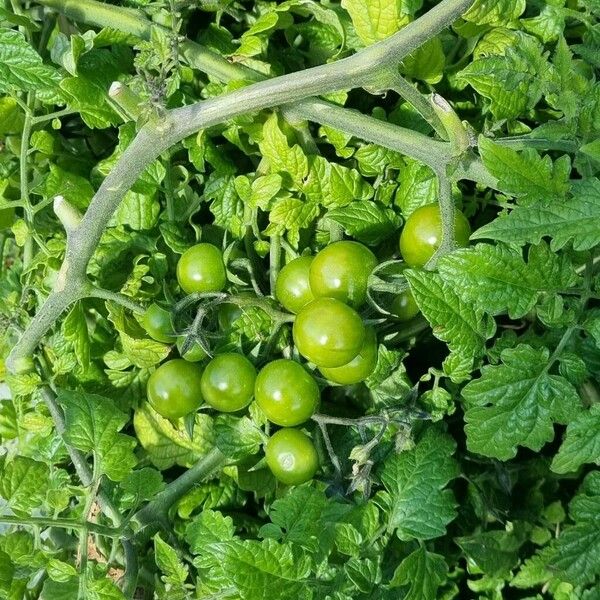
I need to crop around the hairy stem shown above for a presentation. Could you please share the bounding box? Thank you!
[131,447,225,540]
[10,0,481,370]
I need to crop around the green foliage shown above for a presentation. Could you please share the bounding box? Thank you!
[2,0,600,598]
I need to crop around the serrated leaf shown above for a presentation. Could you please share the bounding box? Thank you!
[304,156,373,208]
[463,345,581,460]
[457,34,546,119]
[478,137,571,203]
[214,415,262,460]
[133,405,215,469]
[437,242,578,319]
[455,528,526,577]
[472,178,600,251]
[120,467,165,508]
[550,472,600,585]
[0,27,60,96]
[405,270,495,380]
[341,0,409,46]
[552,405,600,474]
[186,510,235,552]
[0,456,49,512]
[378,428,458,540]
[327,200,400,245]
[63,302,90,370]
[395,159,437,217]
[259,114,308,189]
[154,534,188,586]
[196,539,312,600]
[463,0,526,26]
[390,546,448,599]
[58,389,137,481]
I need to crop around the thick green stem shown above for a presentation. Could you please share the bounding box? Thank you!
[0,515,121,537]
[131,447,225,540]
[10,0,480,371]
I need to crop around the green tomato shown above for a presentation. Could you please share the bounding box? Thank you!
[147,359,203,420]
[255,359,319,426]
[200,353,256,412]
[309,241,377,307]
[399,203,471,268]
[265,428,319,485]
[319,327,377,385]
[142,303,176,344]
[176,336,208,362]
[0,208,15,230]
[275,255,315,314]
[391,289,420,321]
[177,243,227,295]
[293,298,365,368]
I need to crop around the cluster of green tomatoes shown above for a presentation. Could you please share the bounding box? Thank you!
[141,203,471,485]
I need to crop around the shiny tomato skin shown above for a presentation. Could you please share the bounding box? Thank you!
[177,243,227,295]
[293,298,365,368]
[309,241,377,308]
[265,428,319,485]
[200,353,256,412]
[391,289,420,321]
[399,203,471,268]
[147,359,203,420]
[255,359,319,426]
[275,255,315,314]
[142,303,176,344]
[319,327,377,385]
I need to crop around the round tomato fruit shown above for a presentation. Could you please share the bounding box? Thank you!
[275,255,315,314]
[147,359,203,420]
[177,243,227,295]
[201,353,256,412]
[293,298,365,368]
[391,289,419,321]
[255,359,319,426]
[399,203,471,268]
[319,327,377,385]
[309,241,377,307]
[265,428,319,485]
[142,303,175,344]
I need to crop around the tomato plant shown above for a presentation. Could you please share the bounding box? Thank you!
[3,0,600,597]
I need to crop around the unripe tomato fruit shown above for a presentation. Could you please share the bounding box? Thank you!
[319,327,378,385]
[255,359,319,426]
[177,243,227,295]
[265,428,319,485]
[275,255,315,314]
[142,303,176,344]
[391,289,420,321]
[399,203,471,268]
[201,353,256,412]
[147,359,203,420]
[293,298,365,367]
[309,241,377,308]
